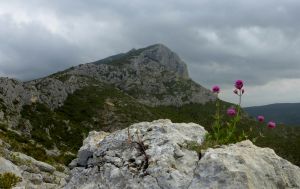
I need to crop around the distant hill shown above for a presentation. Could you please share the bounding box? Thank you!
[245,103,300,126]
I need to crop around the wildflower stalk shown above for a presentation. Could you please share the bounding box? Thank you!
[210,80,245,144]
[210,85,221,143]
[229,91,242,140]
[212,97,221,142]
[206,80,275,148]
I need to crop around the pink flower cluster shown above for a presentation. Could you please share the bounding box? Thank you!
[211,80,245,95]
[211,80,277,129]
[257,115,276,129]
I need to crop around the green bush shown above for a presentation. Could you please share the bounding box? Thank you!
[0,172,22,189]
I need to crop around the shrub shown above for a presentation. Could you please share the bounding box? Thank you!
[0,172,22,189]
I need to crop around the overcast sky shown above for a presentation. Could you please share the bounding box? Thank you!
[0,0,300,107]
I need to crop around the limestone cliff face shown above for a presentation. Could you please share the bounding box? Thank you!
[0,77,30,127]
[67,44,215,106]
[66,120,300,189]
[0,76,94,127]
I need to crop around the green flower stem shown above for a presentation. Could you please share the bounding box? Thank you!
[226,92,242,142]
[207,87,245,146]
[215,97,221,141]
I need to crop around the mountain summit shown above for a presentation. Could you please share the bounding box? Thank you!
[94,44,189,79]
[130,44,189,78]
[59,44,215,107]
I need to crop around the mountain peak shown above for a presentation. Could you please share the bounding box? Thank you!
[48,44,214,107]
[93,44,189,79]
[133,44,189,78]
[144,43,169,49]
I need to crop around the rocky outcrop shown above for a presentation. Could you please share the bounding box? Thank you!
[189,140,300,189]
[0,157,22,178]
[66,120,300,189]
[69,131,110,168]
[0,146,68,189]
[0,78,28,127]
[25,75,95,109]
[0,75,98,128]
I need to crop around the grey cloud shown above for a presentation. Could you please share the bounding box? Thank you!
[0,15,81,79]
[0,0,300,105]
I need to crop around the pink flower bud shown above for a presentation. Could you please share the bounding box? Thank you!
[212,85,220,93]
[227,107,236,117]
[235,80,244,90]
[267,121,276,129]
[257,115,264,122]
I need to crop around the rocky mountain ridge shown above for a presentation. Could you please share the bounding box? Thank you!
[55,44,213,107]
[0,44,214,127]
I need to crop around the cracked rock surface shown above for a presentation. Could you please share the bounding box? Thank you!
[66,119,206,189]
[65,120,300,189]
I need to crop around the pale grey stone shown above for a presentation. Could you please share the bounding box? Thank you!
[22,172,43,185]
[65,119,206,189]
[65,120,300,189]
[188,140,300,189]
[0,157,22,177]
[12,152,56,173]
[76,131,110,167]
[0,152,67,188]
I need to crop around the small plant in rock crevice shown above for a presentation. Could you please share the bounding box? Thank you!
[127,128,149,174]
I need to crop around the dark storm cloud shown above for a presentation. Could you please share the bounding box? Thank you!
[0,0,300,105]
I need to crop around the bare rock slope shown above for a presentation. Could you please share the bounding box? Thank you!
[68,44,214,106]
[66,120,300,189]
